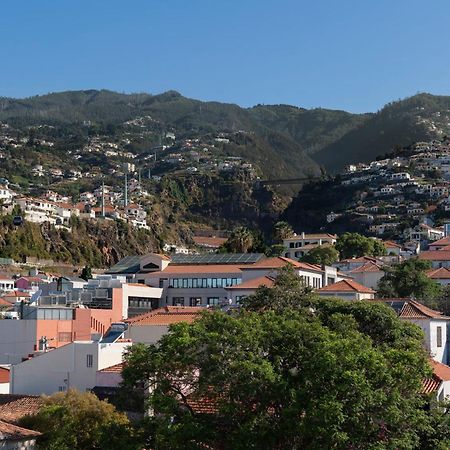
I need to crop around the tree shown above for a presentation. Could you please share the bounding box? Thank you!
[300,245,339,265]
[121,304,431,450]
[19,390,139,450]
[272,221,294,243]
[335,232,387,259]
[377,258,442,305]
[80,265,92,281]
[222,227,254,253]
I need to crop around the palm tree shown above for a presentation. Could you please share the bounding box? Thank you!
[272,221,294,243]
[226,227,254,253]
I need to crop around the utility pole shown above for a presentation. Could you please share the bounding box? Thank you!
[124,171,128,207]
[101,181,105,217]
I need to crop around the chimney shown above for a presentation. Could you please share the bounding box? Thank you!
[301,232,305,239]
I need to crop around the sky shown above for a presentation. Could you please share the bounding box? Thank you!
[1,0,450,113]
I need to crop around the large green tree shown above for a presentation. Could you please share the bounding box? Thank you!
[300,245,339,265]
[19,390,139,450]
[335,232,387,259]
[121,296,432,448]
[377,258,442,305]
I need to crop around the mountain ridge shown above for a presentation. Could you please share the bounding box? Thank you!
[2,90,450,174]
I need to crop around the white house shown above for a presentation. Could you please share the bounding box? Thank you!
[381,299,449,364]
[283,233,337,260]
[10,340,130,396]
[0,275,14,293]
[347,262,384,290]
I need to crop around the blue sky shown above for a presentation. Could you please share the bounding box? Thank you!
[1,0,450,112]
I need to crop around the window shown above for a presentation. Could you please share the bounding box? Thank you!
[86,354,93,368]
[207,297,220,306]
[188,278,193,288]
[58,386,66,392]
[190,297,202,306]
[437,326,443,348]
[289,243,294,248]
[182,278,188,288]
[172,297,185,306]
[211,278,217,288]
[192,278,198,288]
[172,278,179,288]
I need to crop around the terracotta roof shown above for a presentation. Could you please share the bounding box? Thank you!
[147,264,243,275]
[192,236,228,248]
[384,240,402,249]
[419,251,450,261]
[126,306,204,326]
[0,420,41,441]
[429,236,450,247]
[317,279,375,294]
[431,360,450,381]
[348,262,383,273]
[379,299,450,320]
[226,276,275,290]
[426,267,450,279]
[422,360,450,394]
[99,362,124,373]
[0,395,43,424]
[0,298,11,306]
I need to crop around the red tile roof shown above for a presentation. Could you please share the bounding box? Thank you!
[348,262,383,273]
[99,362,124,373]
[0,420,41,440]
[126,306,204,326]
[226,276,275,290]
[0,395,43,424]
[384,240,402,249]
[431,360,450,381]
[429,236,450,248]
[422,360,450,394]
[378,299,449,320]
[419,251,450,261]
[317,279,375,294]
[426,267,450,280]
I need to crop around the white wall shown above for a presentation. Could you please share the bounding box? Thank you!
[10,341,129,395]
[407,319,447,364]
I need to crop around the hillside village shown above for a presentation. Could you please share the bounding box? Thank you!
[4,95,450,448]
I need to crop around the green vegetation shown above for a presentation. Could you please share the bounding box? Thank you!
[300,245,339,265]
[19,390,138,450]
[0,214,159,267]
[377,258,442,305]
[335,232,387,259]
[120,268,447,449]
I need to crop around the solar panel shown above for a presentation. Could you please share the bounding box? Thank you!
[171,253,264,265]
